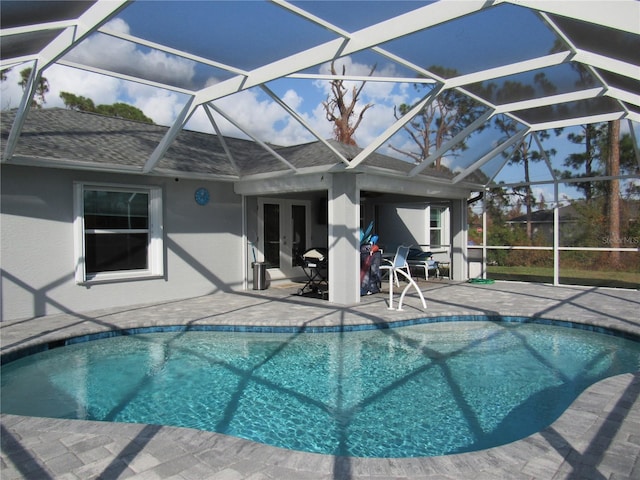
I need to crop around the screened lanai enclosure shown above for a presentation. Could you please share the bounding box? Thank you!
[1,0,639,306]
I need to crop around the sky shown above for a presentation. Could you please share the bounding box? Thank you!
[0,33,408,147]
[1,0,637,211]
[0,14,422,154]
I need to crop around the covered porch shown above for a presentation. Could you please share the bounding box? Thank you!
[238,168,470,305]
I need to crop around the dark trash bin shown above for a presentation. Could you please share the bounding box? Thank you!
[252,262,267,290]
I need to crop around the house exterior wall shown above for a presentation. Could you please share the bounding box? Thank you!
[450,198,469,281]
[1,165,244,322]
[376,203,429,250]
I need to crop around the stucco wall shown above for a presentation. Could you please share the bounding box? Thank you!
[1,165,244,321]
[376,203,429,251]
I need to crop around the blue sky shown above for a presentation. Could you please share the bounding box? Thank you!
[1,0,636,209]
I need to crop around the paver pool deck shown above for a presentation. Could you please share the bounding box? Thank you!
[1,281,639,479]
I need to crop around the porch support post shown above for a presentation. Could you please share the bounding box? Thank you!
[328,172,360,305]
[450,198,468,281]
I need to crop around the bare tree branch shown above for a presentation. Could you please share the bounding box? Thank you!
[322,60,376,146]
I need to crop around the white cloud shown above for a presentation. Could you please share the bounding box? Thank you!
[219,89,289,140]
[103,17,130,35]
[531,186,554,207]
[0,63,122,110]
[1,17,196,123]
[64,19,197,90]
[0,62,194,133]
[314,57,417,108]
[305,102,334,140]
[316,57,384,94]
[184,90,283,141]
[185,88,325,146]
[48,65,122,107]
[132,87,188,126]
[1,66,30,110]
[1,29,418,152]
[281,89,303,111]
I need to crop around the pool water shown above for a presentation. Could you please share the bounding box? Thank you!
[2,321,639,457]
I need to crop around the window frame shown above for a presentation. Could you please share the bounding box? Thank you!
[73,182,163,284]
[429,205,450,248]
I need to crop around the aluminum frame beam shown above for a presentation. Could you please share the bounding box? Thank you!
[506,0,640,34]
[452,129,529,184]
[205,102,299,174]
[409,109,495,177]
[1,0,638,186]
[192,0,499,106]
[347,85,445,169]
[1,0,129,162]
[260,85,351,166]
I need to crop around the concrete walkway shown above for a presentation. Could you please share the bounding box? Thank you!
[2,281,639,479]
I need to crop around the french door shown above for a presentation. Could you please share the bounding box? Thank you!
[258,198,310,279]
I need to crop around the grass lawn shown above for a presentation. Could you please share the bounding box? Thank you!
[487,266,639,289]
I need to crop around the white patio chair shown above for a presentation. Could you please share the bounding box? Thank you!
[380,246,426,311]
[379,245,412,287]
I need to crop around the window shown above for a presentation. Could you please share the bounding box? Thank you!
[74,183,163,283]
[429,206,449,247]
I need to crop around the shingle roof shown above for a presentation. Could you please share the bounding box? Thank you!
[2,109,241,174]
[1,108,424,180]
[507,204,578,224]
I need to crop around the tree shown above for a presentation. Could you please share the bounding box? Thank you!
[59,92,96,112]
[619,133,640,199]
[489,75,559,242]
[482,185,528,265]
[95,103,153,123]
[389,66,485,167]
[605,119,621,265]
[60,92,154,124]
[18,68,49,108]
[538,192,547,211]
[561,123,637,262]
[322,60,375,146]
[560,124,605,203]
[599,128,639,199]
[494,119,553,242]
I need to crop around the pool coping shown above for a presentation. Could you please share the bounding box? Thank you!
[3,314,640,366]
[2,282,639,479]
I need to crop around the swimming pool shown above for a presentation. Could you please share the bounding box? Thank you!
[2,317,639,458]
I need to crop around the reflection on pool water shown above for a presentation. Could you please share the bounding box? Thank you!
[2,320,639,457]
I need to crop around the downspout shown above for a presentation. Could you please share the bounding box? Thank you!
[467,192,484,205]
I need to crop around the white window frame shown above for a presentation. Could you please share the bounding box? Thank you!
[429,205,450,248]
[73,182,163,284]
